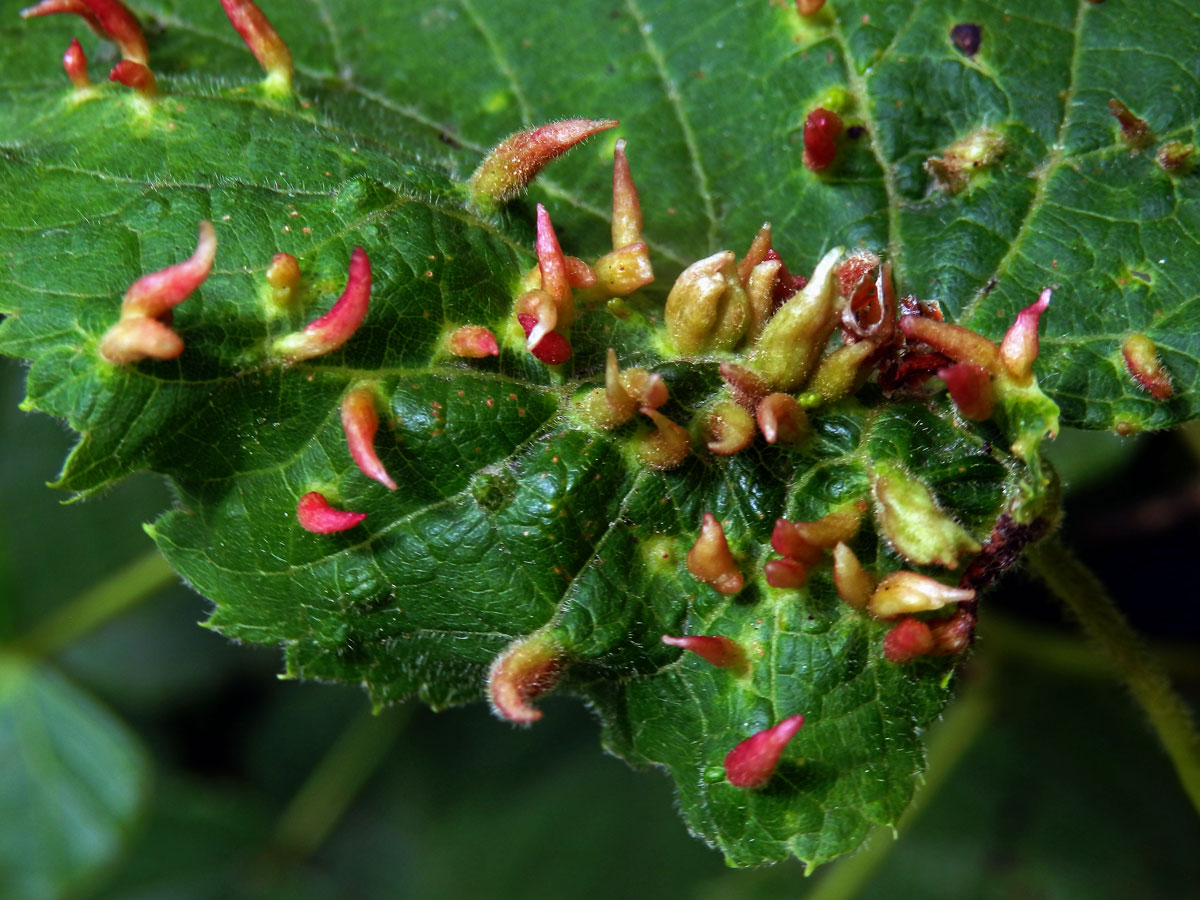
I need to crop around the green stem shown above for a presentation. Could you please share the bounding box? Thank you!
[11,549,175,658]
[1028,536,1200,816]
[807,667,994,900]
[270,705,410,859]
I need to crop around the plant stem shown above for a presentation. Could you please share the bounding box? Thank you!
[270,704,410,859]
[806,667,994,900]
[13,549,175,657]
[1028,536,1200,816]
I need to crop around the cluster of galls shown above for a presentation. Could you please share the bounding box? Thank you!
[23,0,293,98]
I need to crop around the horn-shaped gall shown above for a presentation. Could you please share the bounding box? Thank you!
[593,139,654,296]
[109,59,155,97]
[898,314,1000,373]
[803,108,843,172]
[872,462,980,569]
[447,324,500,359]
[636,406,690,469]
[939,362,994,420]
[578,348,638,428]
[97,316,183,364]
[98,220,217,364]
[468,118,619,212]
[341,387,397,491]
[806,339,878,404]
[63,37,89,88]
[274,246,371,362]
[757,392,808,445]
[738,223,773,285]
[1108,98,1153,149]
[832,542,874,610]
[775,508,862,553]
[488,630,566,723]
[661,634,748,673]
[219,0,293,92]
[22,0,148,65]
[999,288,1050,384]
[720,362,769,412]
[535,203,573,327]
[705,401,755,456]
[686,513,743,595]
[749,247,842,390]
[610,138,642,250]
[1122,333,1173,400]
[296,491,367,533]
[868,571,976,619]
[664,251,748,353]
[882,616,935,664]
[724,715,805,789]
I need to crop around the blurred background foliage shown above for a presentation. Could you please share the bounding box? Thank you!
[3,354,1199,900]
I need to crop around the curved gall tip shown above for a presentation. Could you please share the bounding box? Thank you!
[123,220,216,318]
[468,118,619,212]
[341,387,397,491]
[488,633,565,724]
[274,246,372,362]
[296,491,367,533]
[219,0,294,92]
[23,0,148,65]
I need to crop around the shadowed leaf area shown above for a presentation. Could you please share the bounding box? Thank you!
[1,0,1197,869]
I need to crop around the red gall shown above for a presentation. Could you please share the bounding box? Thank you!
[661,634,748,673]
[22,0,148,65]
[803,108,843,172]
[882,617,935,664]
[109,59,155,97]
[938,362,994,420]
[724,715,805,789]
[63,37,89,88]
[296,491,367,533]
[763,557,808,589]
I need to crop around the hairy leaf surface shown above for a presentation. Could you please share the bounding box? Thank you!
[2,0,1197,868]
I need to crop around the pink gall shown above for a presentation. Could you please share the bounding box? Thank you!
[274,246,371,362]
[770,519,822,565]
[468,118,619,212]
[63,37,90,89]
[882,617,935,664]
[724,715,805,789]
[564,256,597,290]
[122,221,217,318]
[999,288,1050,384]
[296,491,367,533]
[22,0,148,65]
[661,634,748,673]
[447,325,500,359]
[109,59,155,97]
[1122,333,1173,400]
[535,203,573,326]
[939,362,994,420]
[340,388,397,491]
[488,631,565,724]
[219,0,293,91]
[686,514,743,595]
[929,608,976,656]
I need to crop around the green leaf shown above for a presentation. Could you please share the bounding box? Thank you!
[0,655,148,900]
[1,0,1196,870]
